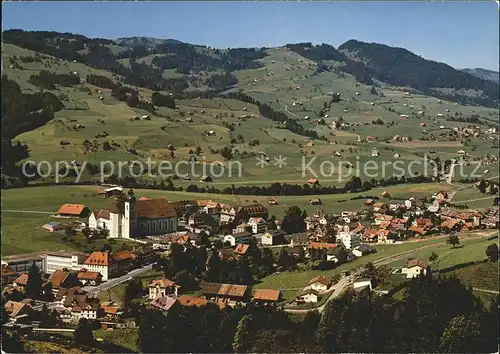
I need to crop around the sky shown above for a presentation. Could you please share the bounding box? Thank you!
[2,1,499,71]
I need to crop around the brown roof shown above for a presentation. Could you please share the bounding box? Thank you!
[308,242,337,250]
[49,270,69,288]
[4,301,28,317]
[202,283,248,298]
[136,199,177,219]
[57,204,86,215]
[14,273,28,286]
[177,295,208,307]
[149,279,177,288]
[406,259,428,269]
[373,202,387,208]
[308,276,331,287]
[252,289,281,302]
[138,196,150,201]
[95,209,110,220]
[150,296,177,311]
[238,204,268,214]
[2,265,17,276]
[234,244,250,256]
[77,271,102,280]
[296,288,320,297]
[111,250,135,262]
[308,178,319,184]
[102,306,120,315]
[83,251,109,266]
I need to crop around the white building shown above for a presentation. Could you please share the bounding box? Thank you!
[306,276,331,293]
[296,289,319,303]
[148,279,179,300]
[89,198,178,239]
[353,278,373,291]
[339,233,361,250]
[81,251,113,281]
[247,217,266,234]
[42,252,87,274]
[401,259,428,278]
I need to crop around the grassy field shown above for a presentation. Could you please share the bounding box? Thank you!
[1,182,451,255]
[384,235,498,270]
[445,261,499,291]
[94,329,139,352]
[3,43,498,187]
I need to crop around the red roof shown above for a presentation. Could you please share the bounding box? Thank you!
[57,204,86,215]
[308,242,337,250]
[83,251,109,266]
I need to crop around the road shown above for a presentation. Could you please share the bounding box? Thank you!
[280,103,302,119]
[283,230,496,314]
[82,264,154,294]
[3,209,53,214]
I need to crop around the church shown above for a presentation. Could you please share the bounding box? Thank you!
[89,197,178,239]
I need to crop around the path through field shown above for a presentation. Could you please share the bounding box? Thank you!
[3,209,53,214]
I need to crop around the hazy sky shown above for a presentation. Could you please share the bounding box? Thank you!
[3,1,499,70]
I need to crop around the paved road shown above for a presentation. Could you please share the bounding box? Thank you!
[82,264,154,294]
[472,288,499,294]
[3,209,53,214]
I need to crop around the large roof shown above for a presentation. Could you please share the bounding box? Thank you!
[49,270,69,288]
[253,289,281,302]
[57,204,86,215]
[136,199,177,219]
[83,251,109,266]
[149,279,177,288]
[202,283,248,298]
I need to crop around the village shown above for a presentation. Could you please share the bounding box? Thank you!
[2,182,499,335]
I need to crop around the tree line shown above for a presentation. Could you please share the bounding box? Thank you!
[135,275,498,353]
[28,70,81,89]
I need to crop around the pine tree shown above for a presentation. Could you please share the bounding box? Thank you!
[26,261,42,299]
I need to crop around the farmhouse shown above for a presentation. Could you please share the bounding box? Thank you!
[295,288,319,304]
[76,271,103,286]
[42,222,62,232]
[82,251,111,281]
[306,276,331,293]
[261,230,287,246]
[224,231,253,246]
[401,259,428,278]
[56,204,90,218]
[149,279,179,299]
[201,283,249,307]
[252,289,281,304]
[247,217,267,234]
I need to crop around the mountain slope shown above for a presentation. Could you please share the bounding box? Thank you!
[461,68,499,83]
[337,39,499,108]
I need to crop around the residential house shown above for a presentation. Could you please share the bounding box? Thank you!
[56,204,90,218]
[70,302,101,320]
[306,276,331,293]
[284,246,304,258]
[82,251,111,281]
[247,217,267,234]
[188,211,216,228]
[42,222,62,232]
[267,198,279,205]
[372,202,388,212]
[13,273,28,289]
[110,250,136,276]
[352,244,375,258]
[4,300,32,319]
[77,271,103,286]
[339,233,361,250]
[261,230,287,246]
[234,244,250,257]
[295,289,319,303]
[1,265,18,285]
[285,232,309,246]
[149,279,179,299]
[308,242,337,251]
[223,231,253,246]
[48,270,71,290]
[353,278,373,291]
[201,283,250,307]
[307,178,319,186]
[252,289,281,304]
[309,198,322,205]
[401,259,428,278]
[150,295,178,312]
[95,186,125,199]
